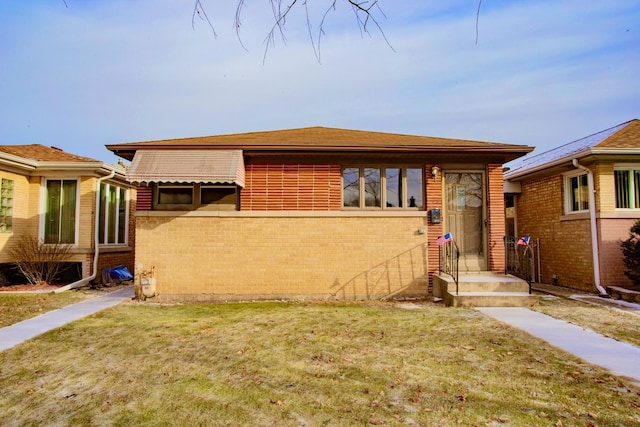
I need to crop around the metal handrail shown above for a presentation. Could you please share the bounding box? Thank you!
[504,236,534,294]
[438,237,460,294]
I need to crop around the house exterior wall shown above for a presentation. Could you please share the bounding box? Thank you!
[515,174,595,290]
[0,171,32,263]
[131,161,508,300]
[514,162,637,291]
[135,213,429,301]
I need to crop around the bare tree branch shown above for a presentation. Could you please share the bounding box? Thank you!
[192,0,217,37]
[476,0,482,45]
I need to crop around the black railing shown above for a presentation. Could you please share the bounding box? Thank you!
[438,237,460,294]
[504,236,534,294]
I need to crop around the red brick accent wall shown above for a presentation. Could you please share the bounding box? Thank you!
[517,175,595,290]
[242,164,342,210]
[136,186,152,211]
[425,164,443,291]
[487,164,506,273]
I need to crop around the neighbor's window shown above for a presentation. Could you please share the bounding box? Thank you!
[0,178,13,233]
[44,179,78,244]
[565,173,589,213]
[98,183,128,245]
[343,167,424,209]
[614,167,640,209]
[155,184,238,210]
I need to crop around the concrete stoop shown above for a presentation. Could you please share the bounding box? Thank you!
[434,272,538,307]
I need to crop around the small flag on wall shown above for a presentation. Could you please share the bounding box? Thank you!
[437,233,453,246]
[517,236,530,246]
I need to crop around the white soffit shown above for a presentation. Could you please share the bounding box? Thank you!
[127,149,245,187]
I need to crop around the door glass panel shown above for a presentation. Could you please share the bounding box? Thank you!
[445,173,484,269]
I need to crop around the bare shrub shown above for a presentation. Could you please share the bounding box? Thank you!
[8,236,73,285]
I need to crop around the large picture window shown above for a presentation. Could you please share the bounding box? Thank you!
[99,183,128,245]
[0,178,13,233]
[342,167,424,209]
[44,179,77,244]
[565,173,589,213]
[614,167,640,209]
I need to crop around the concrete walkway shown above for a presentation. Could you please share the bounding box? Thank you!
[477,307,640,387]
[0,286,133,353]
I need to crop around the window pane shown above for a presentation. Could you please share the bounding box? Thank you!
[98,183,107,244]
[385,168,401,207]
[60,180,76,244]
[118,188,126,243]
[364,168,381,207]
[107,185,117,243]
[406,168,423,208]
[158,187,193,204]
[201,187,236,205]
[342,168,360,208]
[45,181,61,243]
[615,170,630,208]
[0,179,13,232]
[579,175,589,210]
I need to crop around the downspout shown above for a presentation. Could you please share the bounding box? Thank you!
[54,169,116,293]
[572,159,607,295]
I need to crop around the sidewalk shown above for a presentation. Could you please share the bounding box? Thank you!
[477,307,640,387]
[0,286,134,353]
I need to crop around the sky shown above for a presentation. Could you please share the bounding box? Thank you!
[1,0,639,165]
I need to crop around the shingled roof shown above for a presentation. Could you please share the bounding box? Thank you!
[0,144,99,163]
[107,126,533,161]
[505,119,640,179]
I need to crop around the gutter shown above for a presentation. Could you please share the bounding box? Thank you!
[54,169,117,293]
[572,159,607,295]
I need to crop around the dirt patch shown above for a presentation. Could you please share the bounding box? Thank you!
[0,283,63,292]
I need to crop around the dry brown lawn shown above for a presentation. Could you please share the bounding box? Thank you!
[0,299,639,426]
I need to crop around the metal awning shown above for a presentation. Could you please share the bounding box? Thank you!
[127,149,245,187]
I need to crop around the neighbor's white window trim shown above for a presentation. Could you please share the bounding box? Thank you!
[563,170,589,215]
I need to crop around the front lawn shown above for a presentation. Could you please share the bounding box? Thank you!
[0,301,638,426]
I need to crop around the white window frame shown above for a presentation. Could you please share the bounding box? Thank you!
[40,178,80,246]
[563,171,589,214]
[99,183,129,246]
[614,164,640,210]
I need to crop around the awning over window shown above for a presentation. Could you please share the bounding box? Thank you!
[127,149,245,187]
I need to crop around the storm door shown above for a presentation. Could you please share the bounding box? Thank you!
[444,172,487,271]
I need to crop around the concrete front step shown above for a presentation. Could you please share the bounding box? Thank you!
[434,272,538,307]
[443,292,538,308]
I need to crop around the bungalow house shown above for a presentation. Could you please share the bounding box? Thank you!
[504,119,640,294]
[107,127,533,302]
[0,144,136,287]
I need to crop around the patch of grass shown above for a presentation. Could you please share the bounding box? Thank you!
[1,301,639,426]
[0,292,92,328]
[533,296,640,347]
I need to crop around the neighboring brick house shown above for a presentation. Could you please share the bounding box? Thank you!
[107,127,532,301]
[0,145,136,286]
[504,119,640,293]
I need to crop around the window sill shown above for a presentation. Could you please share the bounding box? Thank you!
[136,210,427,218]
[560,212,590,221]
[99,245,133,253]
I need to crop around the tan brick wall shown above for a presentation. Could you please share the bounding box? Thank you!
[517,175,595,291]
[135,214,430,301]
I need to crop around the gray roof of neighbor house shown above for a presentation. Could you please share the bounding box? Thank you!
[505,119,640,180]
[106,126,533,162]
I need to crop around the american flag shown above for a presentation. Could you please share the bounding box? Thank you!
[517,236,530,246]
[437,233,453,246]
